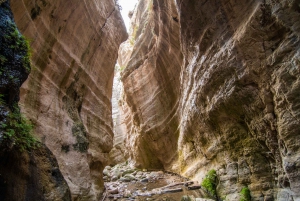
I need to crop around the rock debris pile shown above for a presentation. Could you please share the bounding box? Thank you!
[102,163,212,201]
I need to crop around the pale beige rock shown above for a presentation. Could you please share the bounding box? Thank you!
[120,0,183,170]
[10,0,127,200]
[119,0,300,200]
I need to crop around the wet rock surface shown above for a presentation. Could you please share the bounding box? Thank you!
[102,163,207,201]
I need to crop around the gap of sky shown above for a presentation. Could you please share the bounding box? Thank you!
[118,0,139,31]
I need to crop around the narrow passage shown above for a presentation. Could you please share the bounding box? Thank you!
[102,162,212,201]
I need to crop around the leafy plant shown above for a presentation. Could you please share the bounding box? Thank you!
[0,107,38,151]
[0,94,5,105]
[4,21,32,73]
[201,169,218,198]
[0,54,7,65]
[240,187,251,201]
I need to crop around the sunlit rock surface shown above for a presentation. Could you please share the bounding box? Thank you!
[120,0,183,170]
[10,0,127,200]
[119,0,300,200]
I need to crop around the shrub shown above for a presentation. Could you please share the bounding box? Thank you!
[181,195,192,201]
[201,169,217,197]
[0,106,38,151]
[240,187,251,201]
[4,21,32,73]
[0,94,5,105]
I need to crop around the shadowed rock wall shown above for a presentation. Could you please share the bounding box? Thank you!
[10,0,127,200]
[0,1,71,200]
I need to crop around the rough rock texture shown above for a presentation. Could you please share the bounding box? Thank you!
[0,1,71,200]
[109,66,128,166]
[120,0,300,200]
[0,145,71,201]
[109,40,135,166]
[121,0,183,170]
[10,0,127,200]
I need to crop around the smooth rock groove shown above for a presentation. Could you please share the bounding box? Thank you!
[10,0,127,200]
[119,0,300,200]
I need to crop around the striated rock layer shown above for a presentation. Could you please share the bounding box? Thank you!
[0,1,71,200]
[120,0,183,170]
[120,0,300,200]
[10,0,127,200]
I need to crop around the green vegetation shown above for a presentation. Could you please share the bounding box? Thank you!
[201,169,218,199]
[0,94,5,105]
[4,21,32,73]
[181,195,192,201]
[119,65,126,72]
[0,106,38,151]
[240,187,251,201]
[129,25,139,46]
[71,122,89,152]
[0,54,7,65]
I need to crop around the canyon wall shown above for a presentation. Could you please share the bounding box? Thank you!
[109,64,128,166]
[120,0,300,200]
[0,1,71,200]
[10,0,127,200]
[120,0,183,170]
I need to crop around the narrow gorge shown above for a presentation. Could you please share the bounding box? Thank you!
[0,0,299,201]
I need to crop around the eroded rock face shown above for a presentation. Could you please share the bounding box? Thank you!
[0,1,71,200]
[120,0,300,200]
[0,145,71,201]
[109,67,128,166]
[109,40,134,165]
[10,0,127,200]
[120,0,183,170]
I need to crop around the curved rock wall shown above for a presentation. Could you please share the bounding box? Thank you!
[0,1,71,200]
[120,0,183,170]
[120,0,300,200]
[10,0,127,200]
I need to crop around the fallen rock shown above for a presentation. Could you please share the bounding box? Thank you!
[109,188,119,194]
[187,185,201,190]
[140,178,149,183]
[161,188,183,193]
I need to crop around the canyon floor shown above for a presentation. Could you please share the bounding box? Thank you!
[102,163,212,201]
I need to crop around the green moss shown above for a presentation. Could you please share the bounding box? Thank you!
[71,122,89,152]
[0,106,38,151]
[0,54,7,65]
[4,21,32,73]
[119,65,126,71]
[201,169,217,198]
[129,25,139,46]
[240,187,251,201]
[0,94,5,105]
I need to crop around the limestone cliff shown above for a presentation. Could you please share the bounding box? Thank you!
[0,1,71,200]
[10,0,127,200]
[120,0,300,200]
[120,0,183,170]
[109,38,135,165]
[109,65,128,166]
